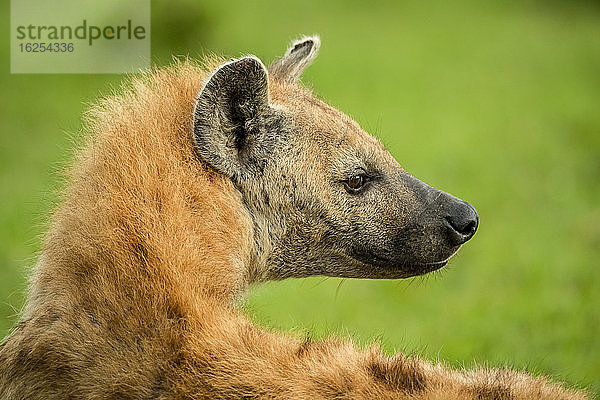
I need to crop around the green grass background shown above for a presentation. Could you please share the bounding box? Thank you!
[1,0,599,395]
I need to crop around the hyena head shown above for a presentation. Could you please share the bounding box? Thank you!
[193,36,478,282]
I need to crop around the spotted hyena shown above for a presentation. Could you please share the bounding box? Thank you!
[0,36,587,399]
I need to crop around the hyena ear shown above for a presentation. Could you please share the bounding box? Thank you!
[193,56,270,179]
[268,35,320,83]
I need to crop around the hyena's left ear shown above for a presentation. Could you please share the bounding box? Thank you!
[268,35,320,83]
[193,56,272,180]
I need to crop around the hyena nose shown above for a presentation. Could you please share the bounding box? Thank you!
[445,201,479,245]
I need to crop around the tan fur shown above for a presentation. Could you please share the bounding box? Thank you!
[0,57,588,399]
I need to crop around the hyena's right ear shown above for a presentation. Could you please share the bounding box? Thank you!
[268,35,320,83]
[193,56,271,180]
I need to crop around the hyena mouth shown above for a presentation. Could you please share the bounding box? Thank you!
[406,260,448,276]
[350,248,448,277]
[383,259,448,278]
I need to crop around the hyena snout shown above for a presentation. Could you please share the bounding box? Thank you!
[402,173,479,262]
[444,199,479,246]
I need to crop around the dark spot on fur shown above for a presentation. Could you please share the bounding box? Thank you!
[318,378,354,399]
[89,313,100,326]
[136,337,145,353]
[133,241,150,266]
[14,319,27,331]
[295,335,315,357]
[149,372,167,400]
[171,351,185,368]
[235,388,261,400]
[262,189,270,207]
[37,312,61,325]
[165,302,184,322]
[106,388,136,400]
[14,346,29,367]
[367,357,426,394]
[473,385,513,400]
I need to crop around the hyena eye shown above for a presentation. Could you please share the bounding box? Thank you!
[344,172,369,193]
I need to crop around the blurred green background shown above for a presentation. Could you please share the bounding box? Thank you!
[1,0,599,395]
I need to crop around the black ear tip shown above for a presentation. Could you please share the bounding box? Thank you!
[292,40,312,52]
[267,35,320,83]
[229,56,266,74]
[290,35,321,55]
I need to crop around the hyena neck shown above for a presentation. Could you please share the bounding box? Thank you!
[26,62,259,320]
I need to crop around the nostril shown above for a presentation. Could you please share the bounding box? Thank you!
[445,201,479,244]
[459,219,477,236]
